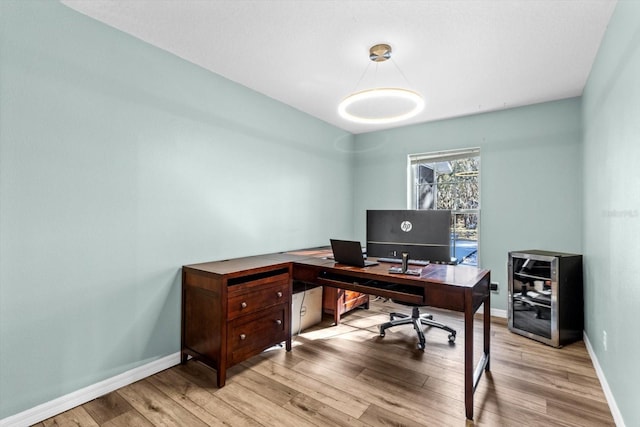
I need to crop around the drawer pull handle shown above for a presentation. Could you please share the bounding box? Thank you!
[240,302,247,309]
[276,291,283,298]
[275,319,282,325]
[240,333,246,340]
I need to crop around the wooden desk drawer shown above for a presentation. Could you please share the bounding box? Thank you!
[228,279,289,319]
[425,286,464,312]
[227,304,288,366]
[343,290,369,311]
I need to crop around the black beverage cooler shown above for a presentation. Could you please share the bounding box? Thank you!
[508,250,583,347]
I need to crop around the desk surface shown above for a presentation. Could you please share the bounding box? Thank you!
[185,251,488,289]
[296,255,488,287]
[183,253,304,276]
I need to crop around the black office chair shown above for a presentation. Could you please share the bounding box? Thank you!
[379,302,456,350]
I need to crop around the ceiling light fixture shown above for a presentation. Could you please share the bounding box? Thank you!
[338,43,424,125]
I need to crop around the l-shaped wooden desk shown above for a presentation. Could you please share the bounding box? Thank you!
[182,252,491,420]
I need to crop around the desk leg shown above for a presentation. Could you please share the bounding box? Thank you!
[216,363,226,388]
[464,291,474,420]
[484,291,491,372]
[465,290,491,420]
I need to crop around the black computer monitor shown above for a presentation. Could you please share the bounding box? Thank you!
[366,209,452,263]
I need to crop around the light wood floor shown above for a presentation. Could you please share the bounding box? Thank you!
[35,298,615,426]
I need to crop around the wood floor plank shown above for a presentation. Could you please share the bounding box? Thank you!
[567,370,608,395]
[423,373,548,413]
[159,365,263,426]
[214,382,316,427]
[35,298,615,427]
[100,410,154,427]
[358,403,434,427]
[146,371,249,426]
[244,357,370,418]
[116,379,209,427]
[299,324,466,389]
[471,380,577,427]
[296,334,430,387]
[489,359,609,403]
[227,366,300,406]
[292,356,464,426]
[292,343,367,379]
[81,391,133,425]
[352,368,466,426]
[41,406,99,427]
[546,399,616,427]
[283,393,370,427]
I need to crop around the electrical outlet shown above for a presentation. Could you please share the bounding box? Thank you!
[603,330,608,351]
[490,282,499,292]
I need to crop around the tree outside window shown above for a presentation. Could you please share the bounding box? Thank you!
[408,148,480,265]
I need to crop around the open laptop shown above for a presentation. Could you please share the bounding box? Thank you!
[330,239,378,267]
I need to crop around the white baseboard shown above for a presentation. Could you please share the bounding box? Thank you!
[583,332,625,427]
[490,307,507,318]
[0,352,181,427]
[476,305,507,318]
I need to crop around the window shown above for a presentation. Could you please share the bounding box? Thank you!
[407,148,480,265]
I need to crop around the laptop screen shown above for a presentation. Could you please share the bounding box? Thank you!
[330,239,377,267]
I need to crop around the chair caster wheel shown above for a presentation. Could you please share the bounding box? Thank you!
[417,342,425,350]
[448,333,456,343]
[379,329,385,337]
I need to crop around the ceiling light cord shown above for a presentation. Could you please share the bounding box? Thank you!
[389,57,414,88]
[350,61,373,94]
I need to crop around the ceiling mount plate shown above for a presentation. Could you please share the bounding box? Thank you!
[369,44,392,62]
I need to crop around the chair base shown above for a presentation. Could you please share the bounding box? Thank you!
[379,306,457,350]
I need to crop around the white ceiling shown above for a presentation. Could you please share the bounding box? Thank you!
[60,0,617,134]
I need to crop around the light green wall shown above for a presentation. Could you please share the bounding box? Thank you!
[2,0,636,424]
[582,1,640,425]
[352,99,584,312]
[0,0,353,418]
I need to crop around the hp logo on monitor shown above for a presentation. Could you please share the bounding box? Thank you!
[400,221,413,232]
